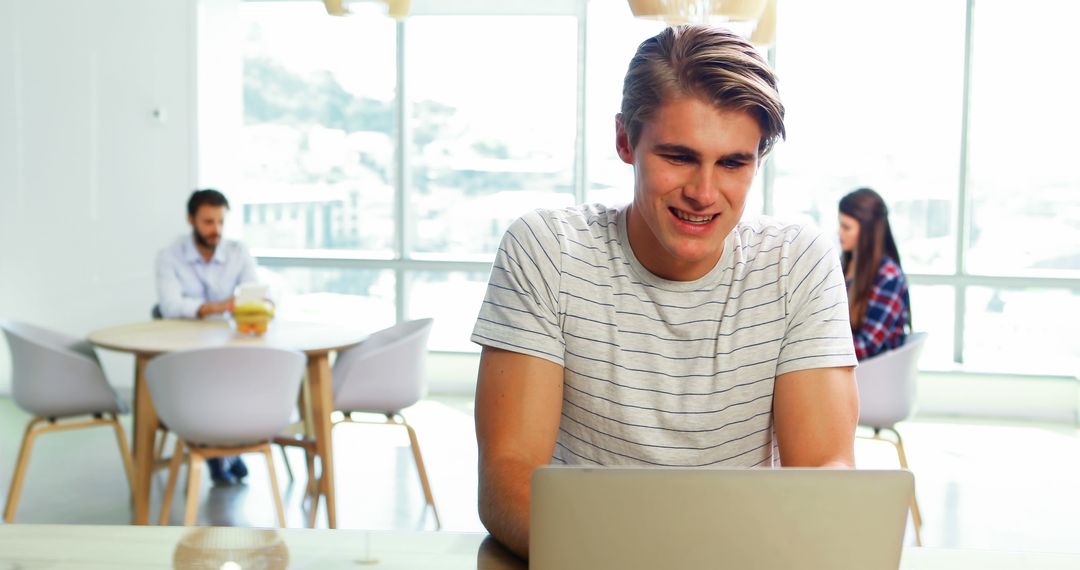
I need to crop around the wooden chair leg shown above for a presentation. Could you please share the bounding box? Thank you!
[184,451,204,526]
[262,447,286,528]
[884,428,922,547]
[402,417,441,530]
[108,414,136,496]
[308,485,321,529]
[154,428,168,463]
[159,439,186,525]
[304,449,318,500]
[278,443,295,482]
[3,417,45,523]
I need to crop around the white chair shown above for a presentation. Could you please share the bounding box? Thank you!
[1,320,135,523]
[147,346,306,527]
[279,318,439,529]
[856,331,928,546]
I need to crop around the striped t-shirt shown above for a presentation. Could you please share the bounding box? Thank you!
[471,204,857,468]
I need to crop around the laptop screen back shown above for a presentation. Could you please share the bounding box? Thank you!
[531,466,913,570]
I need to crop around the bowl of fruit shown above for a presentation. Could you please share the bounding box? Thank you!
[230,283,275,336]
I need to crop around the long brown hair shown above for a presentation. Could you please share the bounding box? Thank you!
[839,188,906,330]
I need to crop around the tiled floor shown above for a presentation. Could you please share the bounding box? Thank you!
[1,395,1078,554]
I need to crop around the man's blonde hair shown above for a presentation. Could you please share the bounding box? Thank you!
[621,24,785,156]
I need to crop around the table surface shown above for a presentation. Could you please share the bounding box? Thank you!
[88,318,368,356]
[2,525,1080,570]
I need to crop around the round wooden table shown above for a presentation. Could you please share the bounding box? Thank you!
[89,319,367,528]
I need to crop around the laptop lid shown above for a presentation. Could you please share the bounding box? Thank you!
[531,466,913,570]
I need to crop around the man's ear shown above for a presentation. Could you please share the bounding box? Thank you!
[187,215,195,227]
[615,113,634,165]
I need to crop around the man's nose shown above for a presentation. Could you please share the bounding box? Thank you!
[683,165,721,207]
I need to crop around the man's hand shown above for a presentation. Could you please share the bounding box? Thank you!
[475,346,564,559]
[773,366,859,467]
[196,296,234,319]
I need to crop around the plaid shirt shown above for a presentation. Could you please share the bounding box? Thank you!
[852,256,910,361]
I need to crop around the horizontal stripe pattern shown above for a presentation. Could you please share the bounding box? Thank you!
[472,204,856,468]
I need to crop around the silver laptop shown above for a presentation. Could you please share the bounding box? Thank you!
[531,466,913,570]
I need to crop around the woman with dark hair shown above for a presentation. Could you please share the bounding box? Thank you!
[838,188,911,360]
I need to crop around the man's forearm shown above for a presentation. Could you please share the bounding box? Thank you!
[478,457,535,559]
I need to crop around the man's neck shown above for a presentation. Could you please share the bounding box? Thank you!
[194,240,216,263]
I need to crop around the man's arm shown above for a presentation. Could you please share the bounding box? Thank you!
[475,346,564,559]
[155,251,204,318]
[773,366,859,467]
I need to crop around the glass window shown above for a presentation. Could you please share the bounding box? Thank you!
[406,270,491,353]
[965,0,1080,277]
[964,286,1080,375]
[585,0,664,207]
[908,284,955,369]
[238,2,397,254]
[259,266,396,332]
[771,0,966,274]
[406,16,579,259]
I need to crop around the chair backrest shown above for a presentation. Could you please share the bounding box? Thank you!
[0,320,125,418]
[855,332,929,429]
[332,318,434,414]
[145,346,306,447]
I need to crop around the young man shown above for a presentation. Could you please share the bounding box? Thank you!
[471,25,859,558]
[155,188,259,485]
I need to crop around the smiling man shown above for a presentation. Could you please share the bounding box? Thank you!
[471,25,860,558]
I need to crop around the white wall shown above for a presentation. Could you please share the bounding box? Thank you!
[0,0,197,393]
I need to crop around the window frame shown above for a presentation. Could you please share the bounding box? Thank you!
[242,0,1080,376]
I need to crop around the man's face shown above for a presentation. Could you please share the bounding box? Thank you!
[617,95,762,281]
[188,205,227,250]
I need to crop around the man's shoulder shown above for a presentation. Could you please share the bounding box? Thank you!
[735,215,824,254]
[220,238,251,254]
[158,234,191,259]
[507,203,621,247]
[516,203,618,227]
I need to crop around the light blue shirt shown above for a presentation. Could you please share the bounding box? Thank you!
[155,235,258,318]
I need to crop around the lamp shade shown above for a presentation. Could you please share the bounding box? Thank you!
[323,0,348,16]
[712,0,767,21]
[750,0,776,46]
[386,0,411,19]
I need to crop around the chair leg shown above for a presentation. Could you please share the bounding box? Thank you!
[3,417,45,523]
[154,428,168,463]
[159,439,186,525]
[401,416,441,530]
[108,414,136,497]
[884,427,923,547]
[278,443,295,482]
[304,449,318,500]
[262,446,286,528]
[308,480,321,529]
[184,451,204,526]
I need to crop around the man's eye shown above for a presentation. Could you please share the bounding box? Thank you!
[663,154,693,164]
[721,159,747,169]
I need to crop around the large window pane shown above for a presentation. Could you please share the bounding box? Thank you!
[238,2,396,254]
[585,0,663,207]
[406,16,578,258]
[964,286,1080,375]
[406,270,490,353]
[260,266,396,332]
[966,0,1080,276]
[771,0,965,274]
[909,284,956,369]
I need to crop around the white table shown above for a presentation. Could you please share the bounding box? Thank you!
[2,524,1080,569]
[88,319,367,528]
